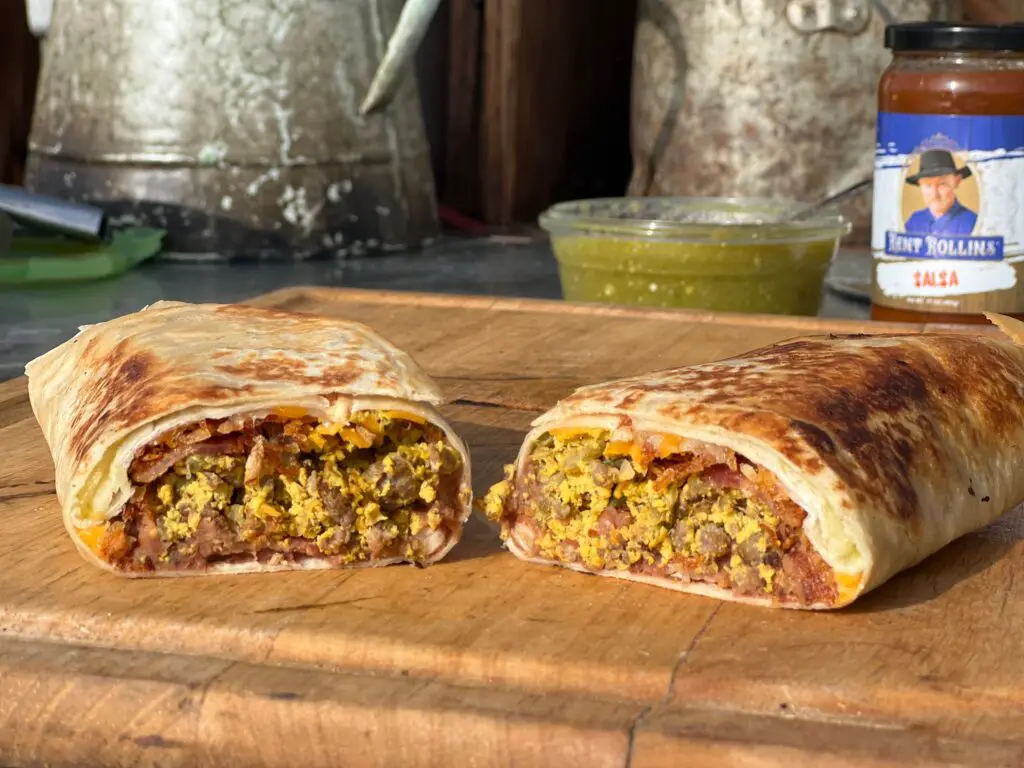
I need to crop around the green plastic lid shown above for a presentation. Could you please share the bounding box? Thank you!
[0,224,165,285]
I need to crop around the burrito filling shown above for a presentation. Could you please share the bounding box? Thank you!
[482,428,837,606]
[92,410,464,572]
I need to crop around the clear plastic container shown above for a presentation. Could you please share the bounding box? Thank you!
[539,197,851,316]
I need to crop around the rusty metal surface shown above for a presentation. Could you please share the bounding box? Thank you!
[628,0,957,246]
[25,0,439,259]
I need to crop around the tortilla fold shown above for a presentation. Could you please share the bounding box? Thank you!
[26,301,472,576]
[483,320,1024,609]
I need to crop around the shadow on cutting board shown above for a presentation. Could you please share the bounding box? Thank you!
[844,506,1024,613]
[441,516,504,565]
[452,421,530,491]
[442,417,1024,608]
[440,420,530,565]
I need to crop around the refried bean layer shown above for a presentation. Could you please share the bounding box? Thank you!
[95,410,464,572]
[482,428,837,606]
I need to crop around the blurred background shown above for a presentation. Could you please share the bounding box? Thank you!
[3,0,1020,242]
[0,0,1022,378]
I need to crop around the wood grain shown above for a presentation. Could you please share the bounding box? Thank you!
[0,1,39,185]
[0,287,1019,766]
[441,0,483,218]
[962,0,1023,21]
[478,0,636,225]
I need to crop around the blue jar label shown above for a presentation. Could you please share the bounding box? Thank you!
[872,112,1024,313]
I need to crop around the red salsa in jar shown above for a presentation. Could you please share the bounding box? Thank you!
[871,24,1024,324]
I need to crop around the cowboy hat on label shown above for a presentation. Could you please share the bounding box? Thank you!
[906,149,973,186]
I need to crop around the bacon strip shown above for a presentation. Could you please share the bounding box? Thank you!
[701,465,758,495]
[129,435,248,483]
[652,454,725,491]
[699,463,806,528]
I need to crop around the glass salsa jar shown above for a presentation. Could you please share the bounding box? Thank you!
[871,24,1024,324]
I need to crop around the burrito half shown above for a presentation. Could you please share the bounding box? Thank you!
[482,316,1024,609]
[26,301,472,576]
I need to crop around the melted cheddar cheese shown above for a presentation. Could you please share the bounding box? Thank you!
[77,524,106,555]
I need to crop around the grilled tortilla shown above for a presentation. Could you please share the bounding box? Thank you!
[482,316,1024,609]
[26,301,472,577]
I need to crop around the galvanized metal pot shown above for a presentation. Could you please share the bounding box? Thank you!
[26,0,443,259]
[629,0,957,245]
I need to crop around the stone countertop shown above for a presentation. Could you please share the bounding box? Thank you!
[0,235,870,381]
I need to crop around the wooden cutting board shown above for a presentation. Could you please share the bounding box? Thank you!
[1,288,1021,768]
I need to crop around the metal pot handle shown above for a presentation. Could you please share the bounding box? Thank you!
[25,0,52,37]
[785,0,953,34]
[785,0,873,34]
[360,0,443,116]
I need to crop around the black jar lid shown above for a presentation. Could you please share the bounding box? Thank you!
[886,23,1024,52]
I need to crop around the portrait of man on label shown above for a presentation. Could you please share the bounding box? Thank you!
[903,149,978,236]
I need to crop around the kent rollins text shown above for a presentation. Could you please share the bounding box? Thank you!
[885,231,1004,260]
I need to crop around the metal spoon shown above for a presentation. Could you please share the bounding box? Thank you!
[0,184,108,242]
[787,178,873,222]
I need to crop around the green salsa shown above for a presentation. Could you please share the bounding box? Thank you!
[551,235,837,315]
[540,197,849,317]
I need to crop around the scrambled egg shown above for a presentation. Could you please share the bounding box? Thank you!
[151,411,460,563]
[481,430,782,595]
[158,460,236,542]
